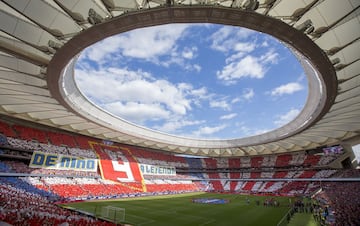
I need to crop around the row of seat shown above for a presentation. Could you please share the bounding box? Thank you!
[0,121,96,150]
[1,120,341,172]
[0,180,117,226]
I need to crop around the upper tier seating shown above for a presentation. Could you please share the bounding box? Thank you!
[251,156,263,168]
[0,121,16,137]
[275,154,292,167]
[47,131,77,148]
[228,158,241,168]
[186,157,204,169]
[129,146,187,165]
[303,154,321,167]
[0,120,346,199]
[12,125,48,143]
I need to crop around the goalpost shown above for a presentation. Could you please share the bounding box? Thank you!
[98,206,125,224]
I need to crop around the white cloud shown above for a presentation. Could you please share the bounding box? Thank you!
[261,41,269,47]
[81,24,190,65]
[150,45,201,71]
[115,24,189,60]
[231,88,254,104]
[183,63,202,72]
[210,26,254,52]
[234,42,256,53]
[190,87,208,97]
[154,119,204,133]
[83,36,122,62]
[220,113,237,120]
[193,125,227,137]
[274,108,300,126]
[209,26,280,85]
[225,42,256,64]
[217,55,265,83]
[242,88,255,100]
[75,67,195,123]
[231,97,242,104]
[217,49,279,85]
[190,87,210,106]
[182,46,198,59]
[271,82,304,96]
[209,99,230,110]
[193,64,202,72]
[79,24,202,72]
[261,49,279,64]
[102,102,170,124]
[225,52,246,64]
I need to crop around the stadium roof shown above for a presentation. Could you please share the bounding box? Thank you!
[0,0,359,157]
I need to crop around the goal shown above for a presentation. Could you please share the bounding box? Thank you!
[99,206,125,223]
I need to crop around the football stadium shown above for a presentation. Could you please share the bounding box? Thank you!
[0,0,360,225]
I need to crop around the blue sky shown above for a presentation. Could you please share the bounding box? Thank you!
[75,23,307,140]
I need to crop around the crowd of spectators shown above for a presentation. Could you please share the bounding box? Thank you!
[313,181,360,226]
[1,160,100,178]
[199,169,339,195]
[0,151,344,204]
[0,121,357,225]
[183,152,340,171]
[336,169,360,178]
[5,137,97,159]
[0,149,32,159]
[129,146,187,167]
[0,182,116,226]
[0,134,345,200]
[0,159,203,202]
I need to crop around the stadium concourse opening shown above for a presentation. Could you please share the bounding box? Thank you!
[1,1,360,226]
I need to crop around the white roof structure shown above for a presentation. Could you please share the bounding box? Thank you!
[0,0,359,157]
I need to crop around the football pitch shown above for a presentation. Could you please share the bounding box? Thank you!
[60,192,294,226]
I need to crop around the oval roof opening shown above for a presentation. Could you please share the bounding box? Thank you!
[75,23,308,140]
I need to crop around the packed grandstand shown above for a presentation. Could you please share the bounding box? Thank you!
[1,0,360,226]
[0,118,359,225]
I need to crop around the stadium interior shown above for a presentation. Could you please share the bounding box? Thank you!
[0,0,360,226]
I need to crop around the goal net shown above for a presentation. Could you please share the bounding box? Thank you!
[99,206,125,223]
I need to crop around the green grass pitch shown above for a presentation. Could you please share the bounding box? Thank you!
[60,192,294,226]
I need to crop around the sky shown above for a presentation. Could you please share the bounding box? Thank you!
[75,23,308,140]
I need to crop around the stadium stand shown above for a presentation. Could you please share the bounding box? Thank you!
[313,180,360,226]
[251,156,263,168]
[0,1,358,225]
[0,120,357,225]
[275,154,292,168]
[0,181,115,226]
[228,158,241,168]
[0,121,16,137]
